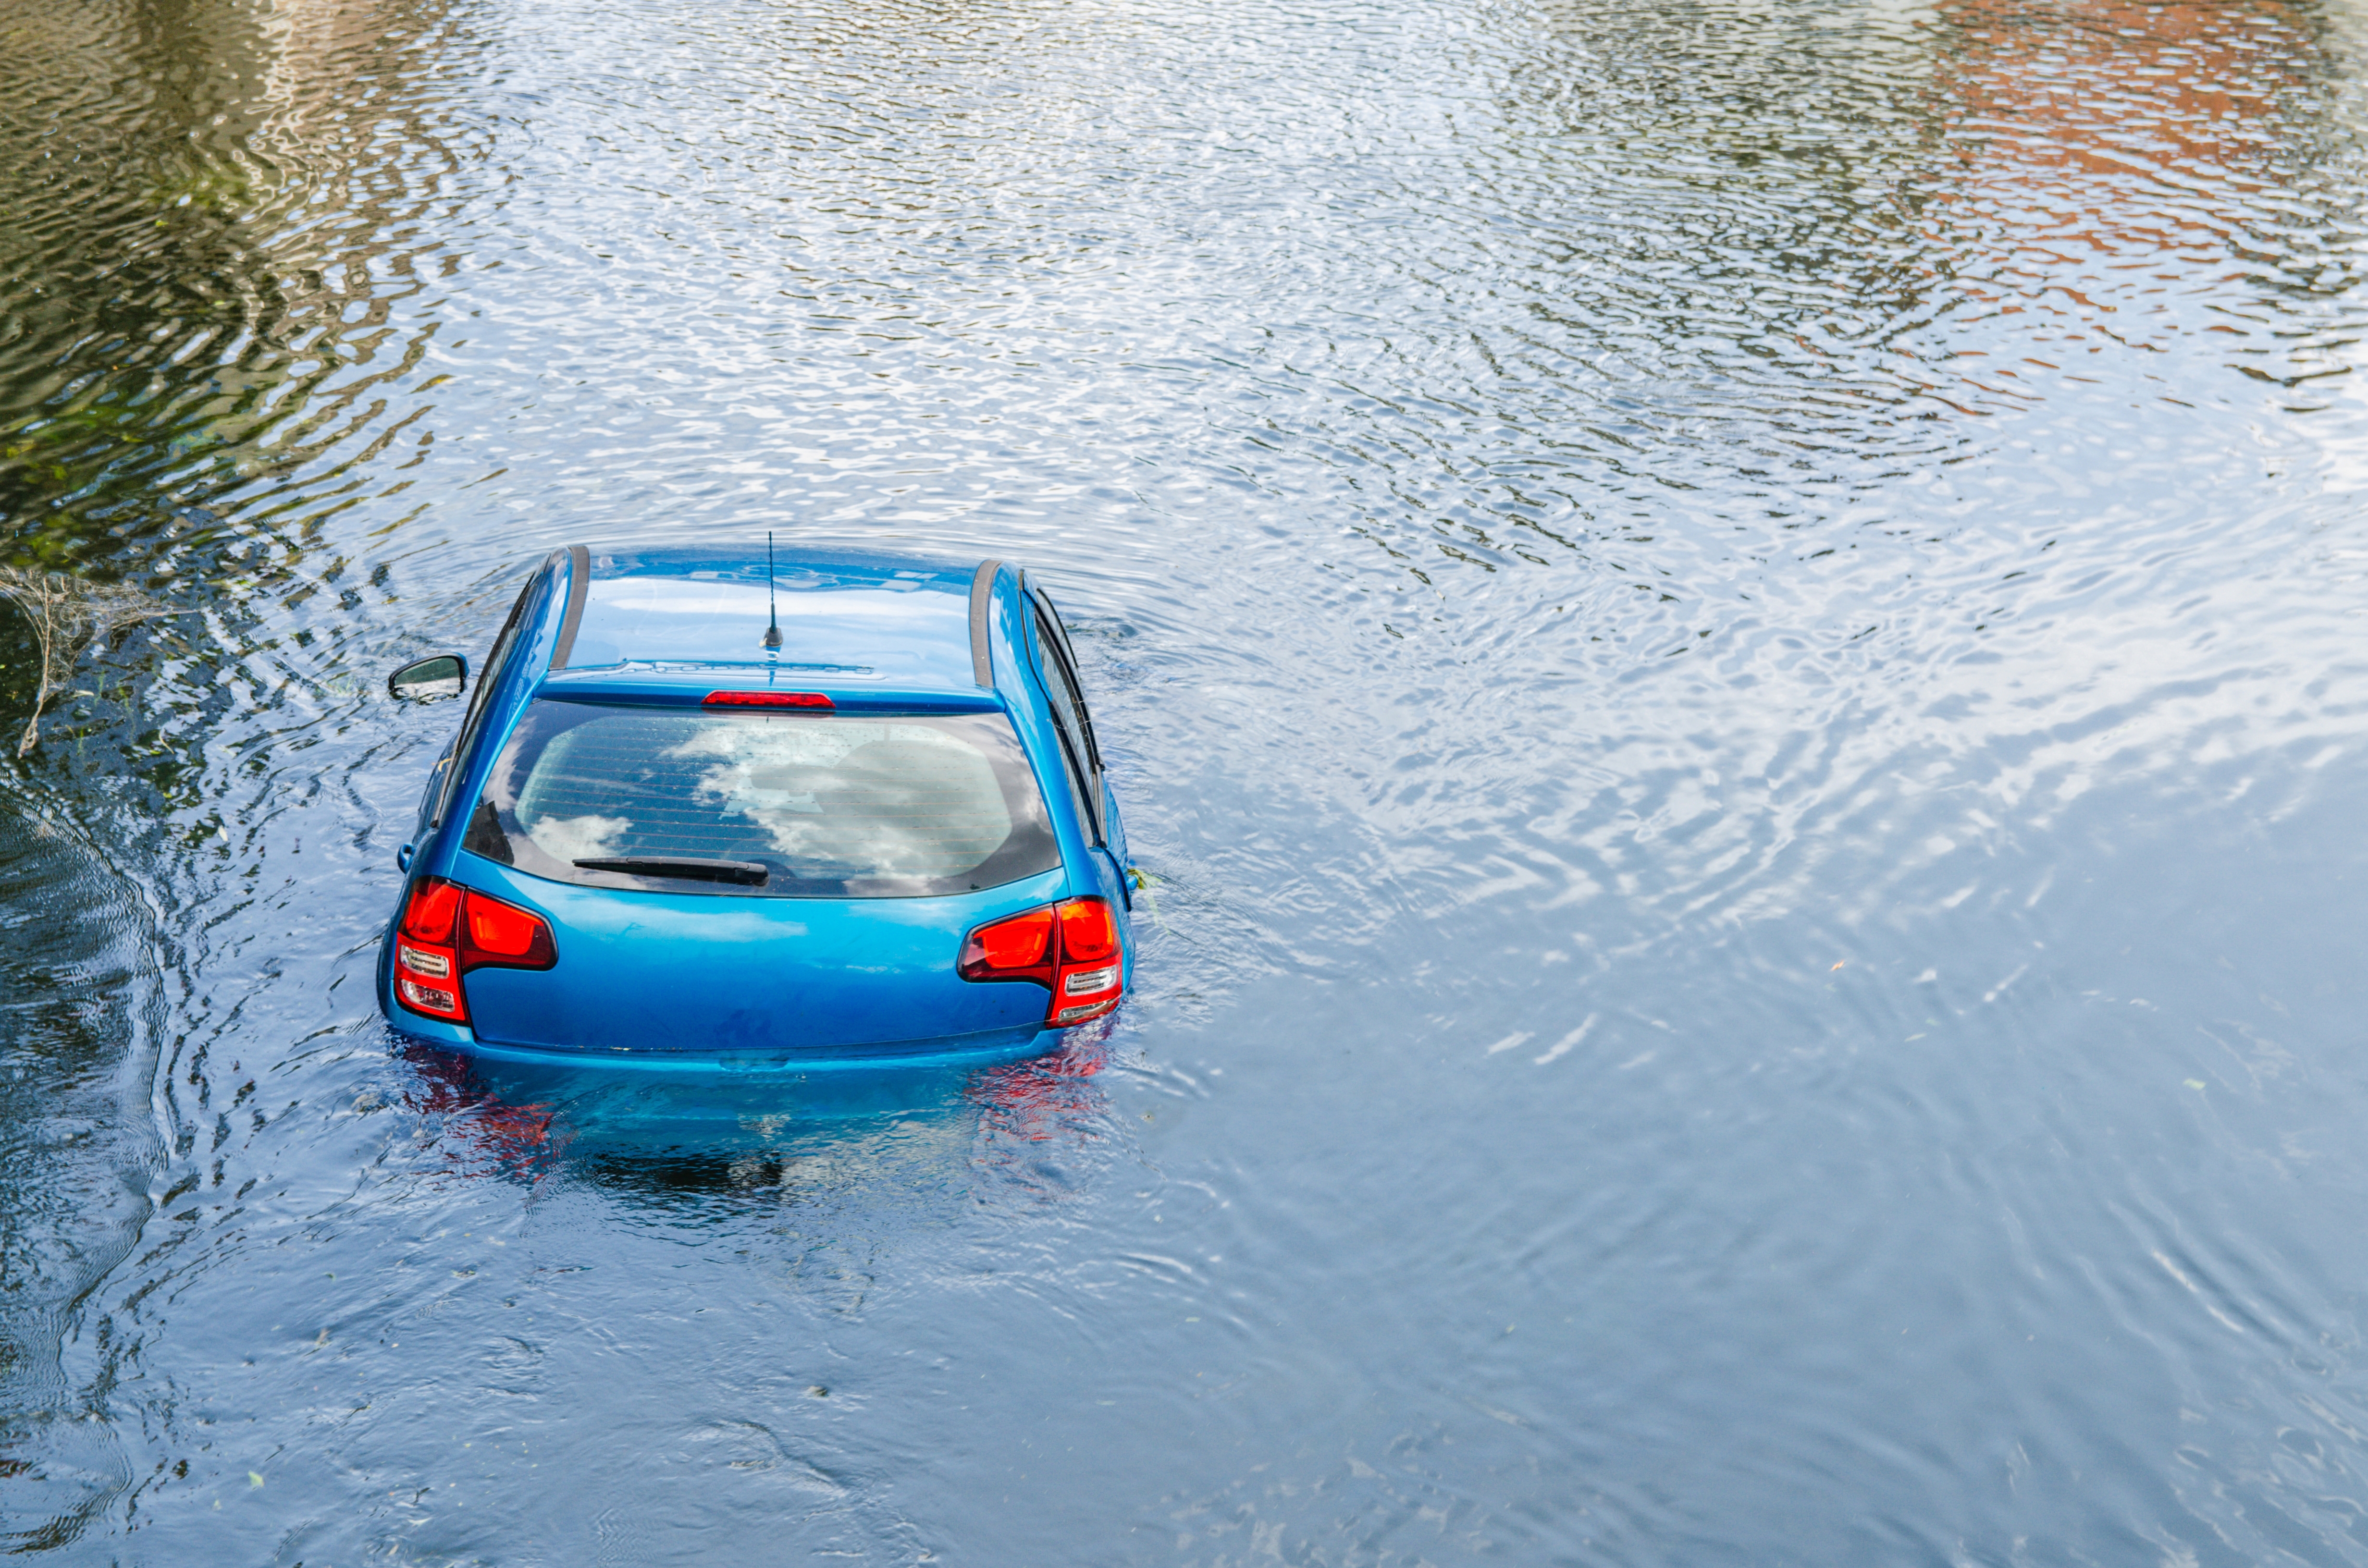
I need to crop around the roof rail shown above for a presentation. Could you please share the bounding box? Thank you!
[551,544,591,669]
[968,559,1000,688]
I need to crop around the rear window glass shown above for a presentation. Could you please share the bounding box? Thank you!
[463,702,1060,898]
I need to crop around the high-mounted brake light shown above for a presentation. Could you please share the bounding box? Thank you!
[959,896,1124,1026]
[703,691,833,709]
[393,877,558,1026]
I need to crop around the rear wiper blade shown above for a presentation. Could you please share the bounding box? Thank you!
[574,856,770,887]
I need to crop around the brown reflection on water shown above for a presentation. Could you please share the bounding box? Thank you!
[1920,0,2324,408]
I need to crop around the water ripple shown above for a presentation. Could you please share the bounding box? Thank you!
[10,0,2368,1558]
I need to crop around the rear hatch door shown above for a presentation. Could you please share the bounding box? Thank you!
[457,859,1065,1054]
[442,694,1072,1054]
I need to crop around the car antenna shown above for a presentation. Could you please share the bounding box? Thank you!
[763,532,783,651]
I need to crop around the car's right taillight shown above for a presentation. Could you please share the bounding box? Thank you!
[960,897,1124,1027]
[394,877,558,1026]
[1050,897,1122,1024]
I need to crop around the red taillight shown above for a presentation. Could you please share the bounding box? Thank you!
[396,878,468,1022]
[401,879,461,943]
[1057,898,1118,963]
[959,897,1124,1027]
[703,691,833,709]
[961,906,1054,978]
[393,878,557,1026]
[465,894,557,966]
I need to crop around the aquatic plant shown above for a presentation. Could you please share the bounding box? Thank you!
[0,568,169,757]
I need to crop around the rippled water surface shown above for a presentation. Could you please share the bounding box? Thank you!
[10,0,2368,1559]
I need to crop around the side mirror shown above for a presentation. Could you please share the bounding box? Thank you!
[388,654,468,702]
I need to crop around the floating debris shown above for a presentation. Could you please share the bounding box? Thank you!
[0,567,171,757]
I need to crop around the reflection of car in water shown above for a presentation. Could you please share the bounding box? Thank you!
[398,1027,1115,1188]
[377,545,1134,1065]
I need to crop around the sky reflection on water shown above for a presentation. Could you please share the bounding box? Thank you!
[10,0,2368,1560]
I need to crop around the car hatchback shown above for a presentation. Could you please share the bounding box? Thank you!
[377,544,1134,1065]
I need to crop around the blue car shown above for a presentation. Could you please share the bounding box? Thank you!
[377,544,1134,1066]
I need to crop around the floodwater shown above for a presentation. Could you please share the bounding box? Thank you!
[7,0,2368,1559]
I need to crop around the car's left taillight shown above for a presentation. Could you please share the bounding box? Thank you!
[959,896,1124,1027]
[395,880,466,1020]
[394,876,557,1025]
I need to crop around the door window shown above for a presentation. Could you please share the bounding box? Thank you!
[431,569,543,827]
[1029,607,1101,844]
[1031,588,1101,771]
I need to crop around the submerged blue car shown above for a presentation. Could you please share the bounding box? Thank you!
[376,544,1133,1065]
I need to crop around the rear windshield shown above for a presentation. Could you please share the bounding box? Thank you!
[463,702,1060,898]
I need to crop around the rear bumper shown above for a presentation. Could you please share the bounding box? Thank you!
[376,952,1056,1071]
[410,1021,1053,1074]
[370,881,1112,1068]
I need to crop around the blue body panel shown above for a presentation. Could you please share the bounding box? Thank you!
[377,544,1132,1065]
[457,858,1064,1056]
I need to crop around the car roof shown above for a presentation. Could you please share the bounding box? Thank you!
[544,545,985,696]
